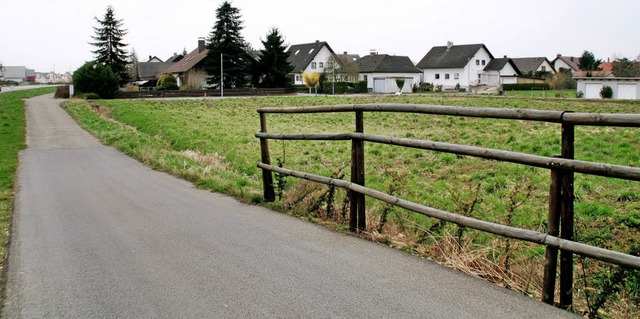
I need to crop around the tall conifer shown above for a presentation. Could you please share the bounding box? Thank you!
[204,1,252,88]
[255,28,293,88]
[91,6,129,84]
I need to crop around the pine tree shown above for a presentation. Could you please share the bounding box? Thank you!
[578,50,602,71]
[255,28,293,88]
[204,1,253,88]
[91,6,129,84]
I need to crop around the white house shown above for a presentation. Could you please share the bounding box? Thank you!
[3,66,27,83]
[576,76,639,99]
[482,57,521,86]
[287,40,335,85]
[511,57,556,75]
[356,54,422,93]
[416,42,494,89]
[552,55,581,73]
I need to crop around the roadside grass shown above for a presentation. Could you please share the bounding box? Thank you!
[62,94,639,317]
[0,87,56,298]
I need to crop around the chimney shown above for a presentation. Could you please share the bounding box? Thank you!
[446,41,453,51]
[198,37,206,53]
[315,40,319,43]
[570,57,574,62]
[503,55,507,58]
[369,49,377,56]
[343,51,348,55]
[557,53,562,57]
[149,55,152,61]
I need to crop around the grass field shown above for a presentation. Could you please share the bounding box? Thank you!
[504,89,577,98]
[0,87,56,297]
[63,93,639,317]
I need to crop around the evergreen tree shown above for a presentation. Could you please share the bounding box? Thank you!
[255,28,293,88]
[578,50,602,71]
[204,1,253,88]
[91,6,129,84]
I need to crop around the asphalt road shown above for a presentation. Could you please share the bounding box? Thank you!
[2,94,575,318]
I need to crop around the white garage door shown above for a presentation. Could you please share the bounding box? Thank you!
[373,79,385,93]
[585,83,603,99]
[618,84,637,99]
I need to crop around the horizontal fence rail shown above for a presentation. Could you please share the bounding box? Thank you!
[258,104,640,127]
[258,162,640,270]
[256,103,640,308]
[255,132,640,181]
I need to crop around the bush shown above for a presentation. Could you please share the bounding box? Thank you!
[72,61,120,99]
[355,81,368,93]
[502,83,550,91]
[576,90,584,98]
[323,81,351,94]
[54,85,70,99]
[600,85,613,99]
[156,73,179,91]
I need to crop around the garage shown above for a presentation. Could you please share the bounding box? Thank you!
[618,84,637,99]
[373,79,386,93]
[585,83,603,99]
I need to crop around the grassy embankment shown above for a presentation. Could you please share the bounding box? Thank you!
[0,87,56,290]
[62,94,639,317]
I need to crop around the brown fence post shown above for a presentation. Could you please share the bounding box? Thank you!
[560,120,575,308]
[259,112,276,202]
[350,110,366,231]
[543,156,562,305]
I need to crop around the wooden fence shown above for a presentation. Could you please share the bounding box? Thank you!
[255,103,640,309]
[115,88,290,99]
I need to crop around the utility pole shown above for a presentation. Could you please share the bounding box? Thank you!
[220,53,224,98]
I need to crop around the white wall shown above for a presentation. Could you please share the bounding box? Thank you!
[577,78,640,99]
[538,60,556,74]
[554,59,577,72]
[294,45,334,85]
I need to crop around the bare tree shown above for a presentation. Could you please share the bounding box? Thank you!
[327,53,359,82]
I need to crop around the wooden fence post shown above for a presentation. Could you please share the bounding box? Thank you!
[350,110,366,231]
[560,121,575,308]
[259,112,276,202]
[543,157,562,305]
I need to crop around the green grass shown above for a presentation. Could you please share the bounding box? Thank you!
[505,89,577,98]
[62,94,640,316]
[0,87,56,294]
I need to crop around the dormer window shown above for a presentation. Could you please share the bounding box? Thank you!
[309,49,314,54]
[295,50,300,55]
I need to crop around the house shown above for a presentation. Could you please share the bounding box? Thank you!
[576,76,639,99]
[35,72,48,84]
[25,69,36,83]
[356,53,422,93]
[166,53,184,63]
[511,57,556,76]
[329,51,361,82]
[416,42,494,89]
[165,38,209,89]
[287,40,335,85]
[137,61,174,88]
[46,72,60,83]
[59,72,73,84]
[552,55,581,72]
[482,57,521,86]
[3,66,27,83]
[147,56,164,63]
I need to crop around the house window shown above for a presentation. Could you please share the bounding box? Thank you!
[445,74,450,80]
[482,60,486,66]
[319,62,324,68]
[478,74,481,79]
[435,74,440,79]
[454,73,459,79]
[295,75,302,82]
[476,59,480,65]
[363,75,368,81]
[311,62,317,69]
[541,66,547,72]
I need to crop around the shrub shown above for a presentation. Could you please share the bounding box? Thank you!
[72,61,120,99]
[355,81,368,93]
[54,85,70,99]
[502,83,550,91]
[576,90,584,98]
[156,73,179,91]
[600,85,613,99]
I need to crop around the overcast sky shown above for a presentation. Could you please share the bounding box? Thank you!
[2,0,639,73]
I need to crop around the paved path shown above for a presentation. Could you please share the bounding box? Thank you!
[2,94,574,318]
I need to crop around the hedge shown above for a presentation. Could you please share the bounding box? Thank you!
[503,83,550,91]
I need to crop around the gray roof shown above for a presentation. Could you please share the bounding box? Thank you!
[3,66,26,79]
[416,44,493,69]
[138,62,174,80]
[552,55,580,71]
[511,57,552,73]
[287,41,335,73]
[356,54,421,73]
[483,58,521,75]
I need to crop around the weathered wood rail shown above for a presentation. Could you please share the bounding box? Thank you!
[255,103,640,309]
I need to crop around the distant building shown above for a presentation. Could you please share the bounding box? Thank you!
[417,42,495,89]
[356,53,422,93]
[3,66,27,83]
[576,76,640,99]
[287,40,335,85]
[552,55,581,73]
